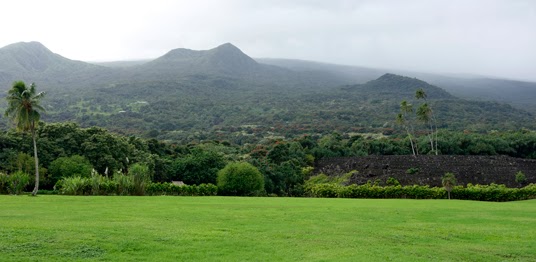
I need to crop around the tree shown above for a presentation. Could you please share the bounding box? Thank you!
[217,162,264,196]
[416,88,438,155]
[396,100,417,155]
[171,148,225,185]
[48,155,93,186]
[416,103,435,154]
[4,81,45,196]
[442,172,457,200]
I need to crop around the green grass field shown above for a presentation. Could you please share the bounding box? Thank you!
[1,196,535,261]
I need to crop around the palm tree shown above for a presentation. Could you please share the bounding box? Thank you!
[397,100,417,156]
[415,88,438,155]
[416,103,434,154]
[442,172,457,200]
[4,81,45,196]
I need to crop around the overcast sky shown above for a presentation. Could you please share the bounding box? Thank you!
[1,0,535,81]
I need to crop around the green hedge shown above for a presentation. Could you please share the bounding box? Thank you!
[146,182,217,196]
[55,175,218,196]
[306,183,536,202]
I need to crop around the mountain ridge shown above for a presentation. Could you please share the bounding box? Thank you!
[1,41,534,141]
[141,42,260,76]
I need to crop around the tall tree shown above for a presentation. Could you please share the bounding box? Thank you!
[415,88,438,155]
[396,100,417,156]
[4,81,46,196]
[416,103,435,154]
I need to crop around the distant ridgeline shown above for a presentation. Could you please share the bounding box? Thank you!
[0,41,535,143]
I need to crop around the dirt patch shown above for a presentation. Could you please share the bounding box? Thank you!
[314,155,536,187]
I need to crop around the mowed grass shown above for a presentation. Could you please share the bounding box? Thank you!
[1,196,535,261]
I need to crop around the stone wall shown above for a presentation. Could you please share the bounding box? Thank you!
[314,155,536,187]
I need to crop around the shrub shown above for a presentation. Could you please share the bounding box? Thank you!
[304,183,536,202]
[309,183,341,198]
[406,167,419,174]
[305,171,354,188]
[386,177,401,186]
[442,172,457,199]
[0,172,8,194]
[515,171,527,186]
[130,163,151,196]
[6,171,31,195]
[113,172,133,196]
[217,162,264,196]
[58,176,90,195]
[145,182,217,196]
[90,170,106,195]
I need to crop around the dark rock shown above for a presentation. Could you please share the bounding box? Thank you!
[314,155,536,187]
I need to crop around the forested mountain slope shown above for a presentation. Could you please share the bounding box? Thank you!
[0,42,534,143]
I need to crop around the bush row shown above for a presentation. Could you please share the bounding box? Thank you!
[146,183,217,196]
[451,183,536,202]
[56,174,137,196]
[54,174,217,196]
[305,183,536,202]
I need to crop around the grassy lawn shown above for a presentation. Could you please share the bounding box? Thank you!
[0,196,535,261]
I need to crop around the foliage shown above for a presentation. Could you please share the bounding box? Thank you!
[170,148,225,185]
[130,163,151,196]
[2,122,536,196]
[397,100,417,155]
[13,152,34,174]
[515,171,527,185]
[386,177,401,186]
[303,171,356,196]
[0,172,7,194]
[48,155,93,186]
[305,183,536,201]
[406,167,419,174]
[452,183,536,202]
[113,172,133,196]
[217,162,264,196]
[415,88,438,155]
[442,172,457,199]
[57,176,90,195]
[248,140,312,196]
[146,183,217,196]
[4,81,45,195]
[0,171,31,195]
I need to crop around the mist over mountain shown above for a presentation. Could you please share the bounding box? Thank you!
[0,41,534,141]
[259,58,536,113]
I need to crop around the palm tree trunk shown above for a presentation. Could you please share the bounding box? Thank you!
[31,130,39,196]
[447,191,451,200]
[428,122,434,154]
[434,124,439,155]
[406,129,416,156]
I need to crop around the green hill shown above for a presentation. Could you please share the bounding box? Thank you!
[0,41,111,90]
[0,42,534,142]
